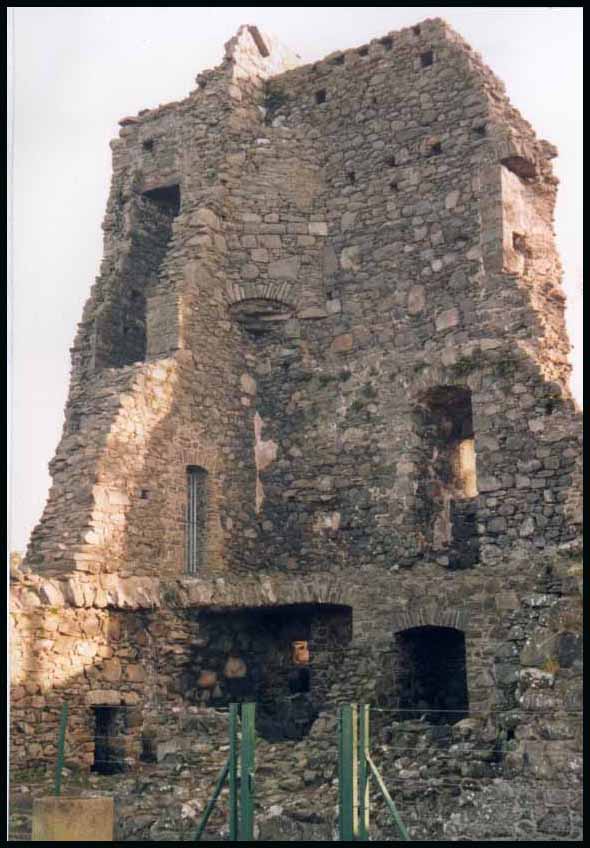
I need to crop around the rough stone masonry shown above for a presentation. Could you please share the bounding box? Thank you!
[10,19,582,841]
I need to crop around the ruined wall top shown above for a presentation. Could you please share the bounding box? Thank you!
[222,24,303,81]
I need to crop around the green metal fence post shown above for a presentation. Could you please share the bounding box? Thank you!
[366,752,410,841]
[358,704,370,841]
[194,757,230,841]
[351,703,359,839]
[239,703,255,842]
[338,707,344,839]
[54,702,68,797]
[228,703,239,841]
[338,704,358,841]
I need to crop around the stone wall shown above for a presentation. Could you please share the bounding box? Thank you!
[11,16,583,842]
[9,540,582,839]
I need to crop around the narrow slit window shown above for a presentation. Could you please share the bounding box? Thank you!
[186,466,208,573]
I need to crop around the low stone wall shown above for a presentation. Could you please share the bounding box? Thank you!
[9,542,583,840]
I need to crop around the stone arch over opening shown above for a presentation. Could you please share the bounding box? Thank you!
[391,606,469,635]
[226,282,297,335]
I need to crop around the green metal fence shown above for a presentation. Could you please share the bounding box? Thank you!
[194,702,256,841]
[338,704,410,841]
[195,702,409,841]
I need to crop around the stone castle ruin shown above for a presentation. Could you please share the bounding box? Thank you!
[10,19,582,841]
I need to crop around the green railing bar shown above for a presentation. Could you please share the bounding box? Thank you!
[239,703,256,842]
[351,703,359,839]
[54,702,68,797]
[337,708,344,840]
[194,756,230,841]
[338,704,357,841]
[366,752,411,841]
[358,705,370,841]
[228,703,239,841]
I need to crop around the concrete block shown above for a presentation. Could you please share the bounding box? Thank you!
[32,797,114,841]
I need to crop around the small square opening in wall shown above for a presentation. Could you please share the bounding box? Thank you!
[512,231,531,256]
[142,139,155,152]
[421,50,434,67]
[473,124,487,138]
[430,142,442,156]
[386,155,397,167]
[390,181,399,192]
[143,183,181,216]
[315,89,327,104]
[347,171,356,185]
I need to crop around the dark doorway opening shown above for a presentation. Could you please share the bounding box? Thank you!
[91,706,127,774]
[181,603,352,742]
[395,626,469,724]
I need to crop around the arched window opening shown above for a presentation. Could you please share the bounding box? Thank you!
[395,626,468,724]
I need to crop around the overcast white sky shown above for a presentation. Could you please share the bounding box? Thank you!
[7,7,583,554]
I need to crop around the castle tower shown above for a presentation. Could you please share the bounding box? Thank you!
[11,20,582,842]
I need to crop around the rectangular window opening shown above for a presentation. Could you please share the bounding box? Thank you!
[142,183,181,217]
[93,182,181,371]
[92,707,126,775]
[186,466,208,573]
[416,386,480,568]
[421,50,433,67]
